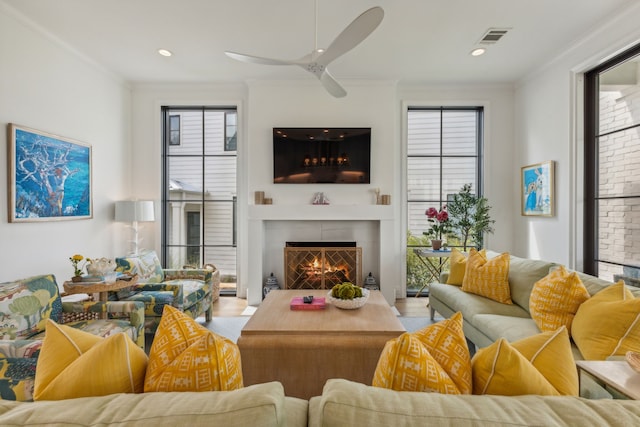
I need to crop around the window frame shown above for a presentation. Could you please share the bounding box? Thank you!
[584,43,640,276]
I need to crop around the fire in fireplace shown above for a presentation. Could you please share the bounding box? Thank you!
[284,242,362,289]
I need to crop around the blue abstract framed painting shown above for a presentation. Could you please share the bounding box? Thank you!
[521,160,554,217]
[8,124,92,222]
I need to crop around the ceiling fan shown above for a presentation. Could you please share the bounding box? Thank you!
[225,4,384,98]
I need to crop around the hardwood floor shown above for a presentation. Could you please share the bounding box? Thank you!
[211,294,432,317]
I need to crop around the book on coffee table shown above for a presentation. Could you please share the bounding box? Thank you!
[290,297,326,310]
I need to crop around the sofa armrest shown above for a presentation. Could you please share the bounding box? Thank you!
[163,267,221,302]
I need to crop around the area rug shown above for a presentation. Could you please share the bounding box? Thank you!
[205,316,439,343]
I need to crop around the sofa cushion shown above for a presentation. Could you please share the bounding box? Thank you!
[115,251,164,283]
[145,305,243,392]
[430,283,530,320]
[446,249,485,286]
[373,332,460,393]
[309,379,640,427]
[472,337,558,396]
[572,281,640,360]
[529,265,590,332]
[0,382,300,427]
[506,255,557,311]
[34,320,147,400]
[510,327,578,396]
[471,314,541,343]
[411,312,472,394]
[0,275,62,340]
[373,312,471,394]
[462,249,512,304]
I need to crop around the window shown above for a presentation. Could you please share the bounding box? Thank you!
[162,106,238,293]
[584,44,640,284]
[169,114,181,146]
[406,107,484,295]
[225,111,237,151]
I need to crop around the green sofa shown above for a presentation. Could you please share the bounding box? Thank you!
[428,250,640,397]
[0,379,638,426]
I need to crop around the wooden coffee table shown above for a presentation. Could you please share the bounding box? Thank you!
[238,289,405,399]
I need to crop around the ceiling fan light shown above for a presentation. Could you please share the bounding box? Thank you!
[158,48,173,57]
[470,48,486,57]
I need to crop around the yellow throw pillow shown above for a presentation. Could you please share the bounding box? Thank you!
[510,326,578,396]
[471,338,559,396]
[412,312,472,394]
[572,281,640,360]
[446,249,486,286]
[144,305,243,392]
[461,249,512,304]
[34,320,148,400]
[372,332,460,394]
[529,266,590,332]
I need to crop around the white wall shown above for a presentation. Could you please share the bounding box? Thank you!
[0,5,132,284]
[514,3,640,267]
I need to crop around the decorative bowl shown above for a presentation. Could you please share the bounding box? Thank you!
[327,288,370,310]
[626,351,640,373]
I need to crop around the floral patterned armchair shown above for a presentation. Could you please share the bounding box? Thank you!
[114,250,220,335]
[0,274,145,401]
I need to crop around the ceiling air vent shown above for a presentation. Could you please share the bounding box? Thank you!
[478,28,510,45]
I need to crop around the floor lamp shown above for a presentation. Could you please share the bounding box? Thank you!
[115,200,155,255]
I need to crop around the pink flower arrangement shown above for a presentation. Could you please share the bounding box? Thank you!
[423,206,451,240]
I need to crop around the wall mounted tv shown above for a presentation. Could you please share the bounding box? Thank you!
[273,127,371,184]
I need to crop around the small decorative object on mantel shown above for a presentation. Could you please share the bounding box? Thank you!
[423,206,451,250]
[380,195,391,205]
[254,191,265,204]
[312,192,330,205]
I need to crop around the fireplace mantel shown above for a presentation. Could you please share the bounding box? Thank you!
[248,204,393,221]
[246,204,399,306]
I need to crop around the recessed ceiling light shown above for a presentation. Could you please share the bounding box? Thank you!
[470,48,486,57]
[158,49,173,57]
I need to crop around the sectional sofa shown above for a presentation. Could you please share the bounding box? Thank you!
[428,250,640,397]
[0,379,638,426]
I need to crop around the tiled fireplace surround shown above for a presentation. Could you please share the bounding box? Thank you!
[247,205,397,306]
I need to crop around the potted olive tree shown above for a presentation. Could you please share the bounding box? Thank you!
[447,184,495,250]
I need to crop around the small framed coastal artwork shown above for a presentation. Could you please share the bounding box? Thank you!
[521,160,554,217]
[8,124,92,222]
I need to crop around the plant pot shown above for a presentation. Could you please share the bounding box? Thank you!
[71,275,82,282]
[431,239,443,250]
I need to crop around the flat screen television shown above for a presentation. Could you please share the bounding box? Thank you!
[273,127,371,184]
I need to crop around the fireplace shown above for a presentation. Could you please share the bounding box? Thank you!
[284,242,362,289]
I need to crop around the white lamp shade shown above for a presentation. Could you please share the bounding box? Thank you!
[115,200,155,222]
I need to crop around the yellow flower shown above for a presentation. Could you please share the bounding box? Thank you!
[69,254,86,277]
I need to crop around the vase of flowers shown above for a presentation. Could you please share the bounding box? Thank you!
[423,206,451,250]
[69,254,87,282]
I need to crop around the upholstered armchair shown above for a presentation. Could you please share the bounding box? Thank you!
[0,274,145,401]
[114,250,220,335]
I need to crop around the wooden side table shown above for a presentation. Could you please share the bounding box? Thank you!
[63,275,138,318]
[576,360,640,400]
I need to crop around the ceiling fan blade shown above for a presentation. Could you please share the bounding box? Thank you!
[319,69,347,98]
[317,6,384,66]
[225,51,295,66]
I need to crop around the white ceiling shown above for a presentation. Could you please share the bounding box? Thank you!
[2,0,637,86]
